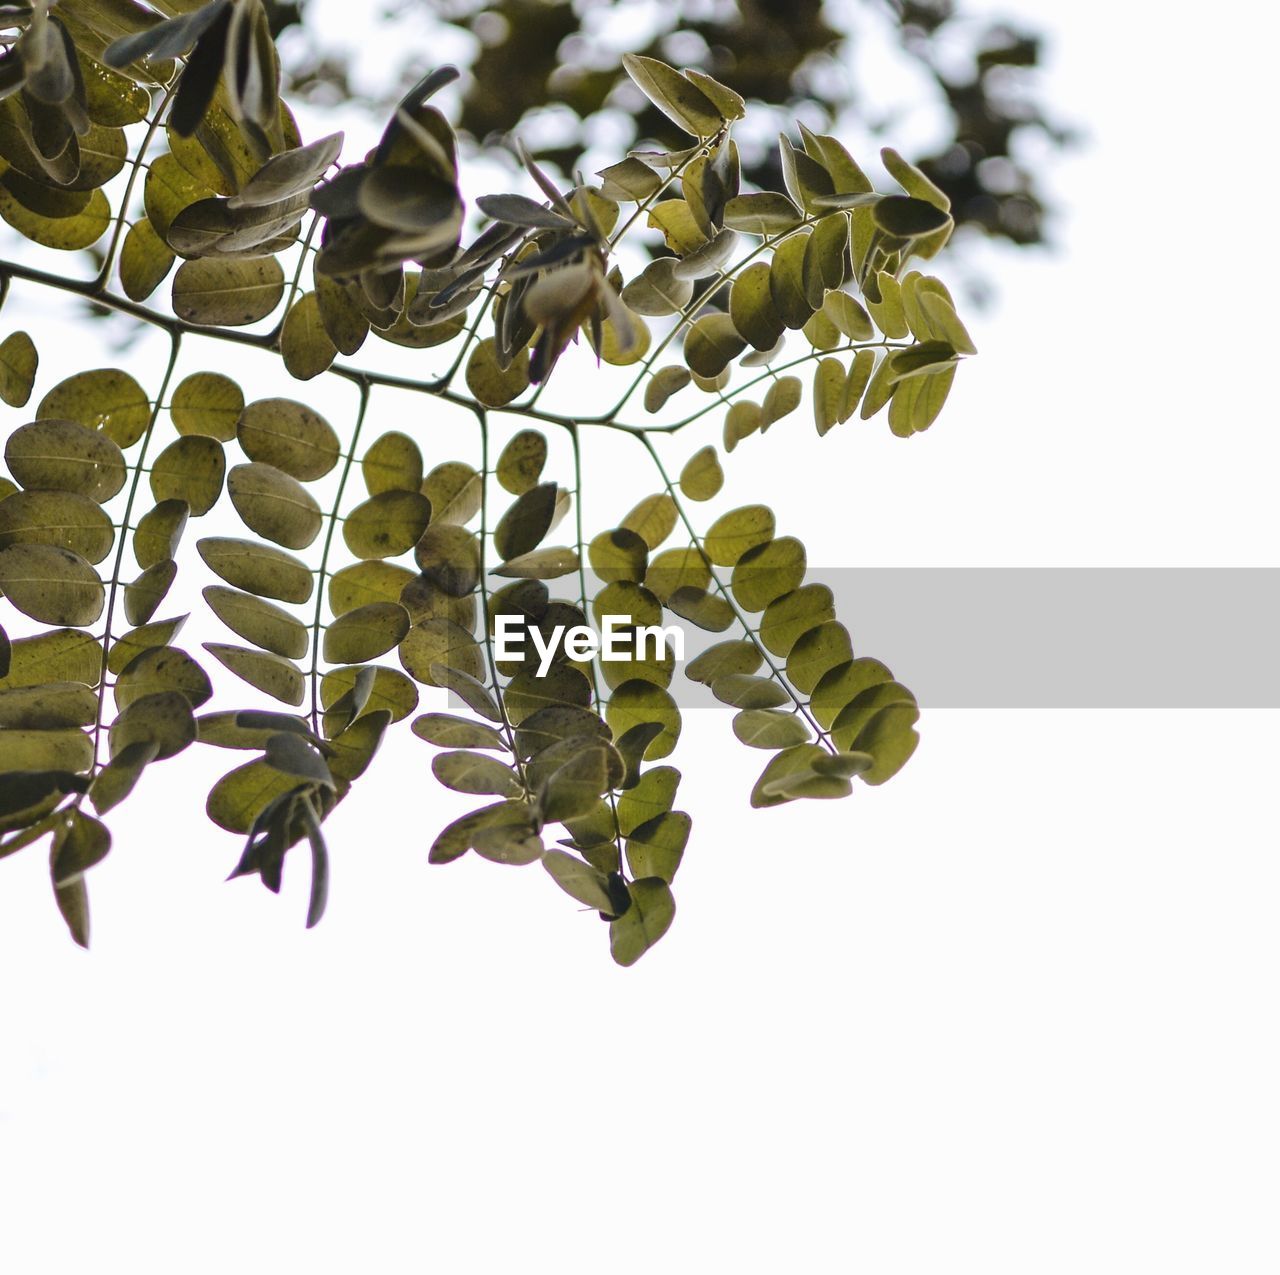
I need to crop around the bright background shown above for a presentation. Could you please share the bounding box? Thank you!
[2,2,1278,1271]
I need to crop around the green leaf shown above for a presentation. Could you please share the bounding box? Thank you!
[203,585,309,659]
[494,482,557,562]
[711,673,789,709]
[606,680,680,761]
[206,759,304,836]
[596,157,662,202]
[860,351,899,421]
[588,528,648,585]
[828,681,916,752]
[917,290,977,356]
[643,365,692,414]
[620,257,693,317]
[678,447,723,502]
[264,732,335,787]
[682,69,745,121]
[504,664,592,725]
[0,544,104,627]
[229,131,344,207]
[415,522,481,596]
[704,505,775,567]
[341,489,431,561]
[227,462,324,550]
[359,431,423,497]
[778,135,835,215]
[314,272,369,356]
[430,662,502,723]
[320,665,418,729]
[280,292,338,381]
[106,616,188,676]
[204,643,305,706]
[761,375,802,429]
[493,546,579,580]
[723,400,762,452]
[422,461,481,526]
[669,228,739,281]
[625,810,690,882]
[124,561,179,626]
[197,536,314,604]
[325,562,412,618]
[172,256,286,326]
[645,547,709,603]
[759,584,836,657]
[0,682,98,730]
[888,363,955,437]
[847,701,920,784]
[108,690,197,761]
[0,729,92,781]
[729,261,785,353]
[149,434,225,515]
[823,291,874,341]
[733,707,810,749]
[609,878,675,966]
[803,212,850,302]
[38,368,152,450]
[0,187,110,250]
[0,489,114,564]
[888,340,960,384]
[443,799,541,866]
[495,430,547,496]
[323,601,410,664]
[810,657,894,728]
[0,628,101,692]
[840,349,875,423]
[751,743,853,807]
[0,331,38,408]
[684,312,746,379]
[786,621,854,693]
[685,638,762,684]
[51,809,111,888]
[866,270,909,339]
[411,713,506,751]
[89,740,159,815]
[171,372,244,440]
[617,765,680,836]
[880,147,950,211]
[114,646,212,712]
[399,618,483,687]
[813,357,844,436]
[539,745,610,823]
[119,217,175,301]
[768,232,813,330]
[870,194,951,239]
[4,419,126,502]
[465,337,530,408]
[723,192,803,235]
[622,54,724,137]
[237,398,340,482]
[541,849,615,912]
[621,493,677,551]
[666,586,734,631]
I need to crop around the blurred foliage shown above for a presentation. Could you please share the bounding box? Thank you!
[273,0,1065,251]
[0,0,980,964]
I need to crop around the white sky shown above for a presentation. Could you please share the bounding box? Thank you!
[2,3,1279,1272]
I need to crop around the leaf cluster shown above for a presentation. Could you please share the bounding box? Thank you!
[0,2,975,964]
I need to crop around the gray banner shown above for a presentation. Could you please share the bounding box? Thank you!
[820,568,1280,708]
[485,567,1280,709]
